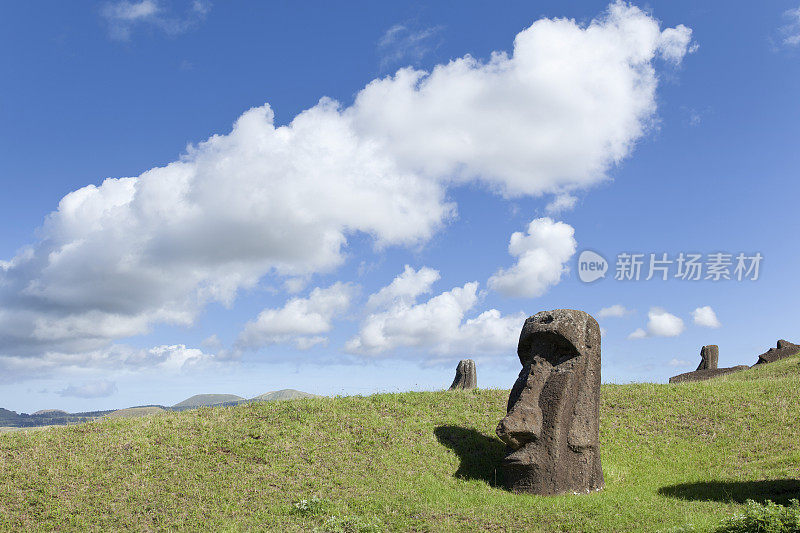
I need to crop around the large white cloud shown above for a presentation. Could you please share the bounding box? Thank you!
[237,283,354,350]
[346,268,525,356]
[0,2,692,371]
[488,218,577,298]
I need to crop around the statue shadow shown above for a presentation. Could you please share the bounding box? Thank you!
[658,479,800,505]
[434,425,506,486]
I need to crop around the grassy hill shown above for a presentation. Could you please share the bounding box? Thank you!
[0,356,798,532]
[251,389,319,402]
[171,394,245,409]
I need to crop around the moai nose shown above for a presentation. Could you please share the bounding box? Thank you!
[496,402,542,449]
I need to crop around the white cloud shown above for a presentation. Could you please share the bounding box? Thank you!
[237,283,354,350]
[58,379,117,399]
[599,327,608,337]
[545,194,578,215]
[0,2,692,374]
[628,307,684,339]
[366,265,440,309]
[657,24,697,63]
[647,308,684,337]
[628,328,647,340]
[692,305,721,328]
[283,277,309,294]
[354,2,693,197]
[597,304,632,318]
[102,0,211,41]
[346,268,525,356]
[378,24,443,68]
[201,334,222,350]
[488,218,576,298]
[780,7,800,47]
[0,343,216,383]
[668,358,691,367]
[294,336,328,350]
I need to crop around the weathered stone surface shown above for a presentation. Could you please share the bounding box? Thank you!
[449,359,477,390]
[696,345,719,371]
[754,340,800,365]
[496,309,603,495]
[669,366,749,383]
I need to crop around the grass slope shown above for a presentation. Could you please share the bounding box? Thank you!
[0,356,798,532]
[105,407,166,419]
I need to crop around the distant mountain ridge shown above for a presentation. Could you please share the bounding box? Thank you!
[0,389,319,428]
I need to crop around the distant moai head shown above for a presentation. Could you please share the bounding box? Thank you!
[496,309,604,495]
[449,359,477,390]
[696,345,719,371]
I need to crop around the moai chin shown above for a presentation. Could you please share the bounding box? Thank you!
[496,309,604,495]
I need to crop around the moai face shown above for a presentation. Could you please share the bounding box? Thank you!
[496,309,604,495]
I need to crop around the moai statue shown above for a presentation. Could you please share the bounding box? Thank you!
[496,309,604,495]
[449,359,477,390]
[696,345,719,371]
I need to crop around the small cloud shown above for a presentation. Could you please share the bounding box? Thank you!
[545,194,578,215]
[597,304,633,319]
[657,24,697,64]
[378,23,443,69]
[201,334,222,350]
[668,358,691,367]
[599,327,608,337]
[779,7,800,47]
[101,0,211,41]
[692,305,721,328]
[283,277,309,294]
[646,307,685,337]
[628,328,647,340]
[58,380,117,399]
[294,336,328,350]
[627,308,685,339]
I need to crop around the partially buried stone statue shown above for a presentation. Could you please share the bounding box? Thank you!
[669,345,748,383]
[449,359,477,390]
[696,345,719,371]
[754,340,800,365]
[496,309,604,495]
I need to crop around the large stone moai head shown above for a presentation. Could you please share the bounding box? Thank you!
[696,345,719,371]
[496,309,604,495]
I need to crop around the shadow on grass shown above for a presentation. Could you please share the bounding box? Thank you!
[434,425,506,486]
[658,479,800,505]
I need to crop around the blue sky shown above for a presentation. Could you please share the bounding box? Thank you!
[1,1,799,413]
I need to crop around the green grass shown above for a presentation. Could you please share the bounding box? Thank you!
[1,356,799,532]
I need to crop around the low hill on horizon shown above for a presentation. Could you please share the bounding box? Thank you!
[171,394,245,409]
[250,389,319,402]
[0,355,797,531]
